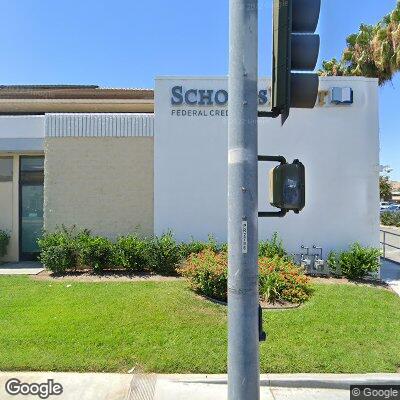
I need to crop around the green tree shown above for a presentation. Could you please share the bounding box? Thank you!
[380,176,393,201]
[320,2,400,85]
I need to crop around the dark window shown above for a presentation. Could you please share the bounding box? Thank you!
[0,157,13,182]
[20,156,44,185]
[19,156,44,261]
[20,157,44,172]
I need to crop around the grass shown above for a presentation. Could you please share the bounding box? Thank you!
[1,276,400,373]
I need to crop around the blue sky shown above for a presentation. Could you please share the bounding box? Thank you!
[0,0,398,179]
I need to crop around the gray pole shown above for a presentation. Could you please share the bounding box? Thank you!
[228,0,259,399]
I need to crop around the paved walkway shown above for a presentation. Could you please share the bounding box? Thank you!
[1,372,400,400]
[381,258,400,295]
[381,225,400,264]
[0,261,44,275]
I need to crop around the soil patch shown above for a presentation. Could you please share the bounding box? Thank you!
[32,269,182,282]
[310,275,389,290]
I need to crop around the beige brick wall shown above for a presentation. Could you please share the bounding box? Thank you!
[44,137,154,238]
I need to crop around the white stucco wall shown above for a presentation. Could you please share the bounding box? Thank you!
[0,115,45,152]
[0,115,44,138]
[154,76,380,257]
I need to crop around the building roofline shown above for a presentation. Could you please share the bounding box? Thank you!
[0,85,154,113]
[0,86,154,100]
[0,85,100,90]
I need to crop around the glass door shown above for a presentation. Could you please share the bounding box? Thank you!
[19,156,44,261]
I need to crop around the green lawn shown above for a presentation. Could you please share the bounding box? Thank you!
[1,276,400,373]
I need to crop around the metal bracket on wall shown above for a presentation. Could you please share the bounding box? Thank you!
[258,155,286,164]
[258,108,281,118]
[258,155,288,218]
[258,209,287,218]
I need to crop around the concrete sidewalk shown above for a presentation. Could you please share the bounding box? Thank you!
[1,372,400,400]
[381,226,400,264]
[381,259,400,295]
[0,261,44,275]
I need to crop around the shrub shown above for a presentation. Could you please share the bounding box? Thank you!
[327,243,381,280]
[180,239,210,260]
[259,256,312,304]
[114,235,147,272]
[259,232,287,259]
[381,211,400,227]
[39,245,77,274]
[78,235,114,273]
[179,249,312,304]
[179,249,228,301]
[179,235,227,259]
[39,227,115,274]
[0,229,10,261]
[146,231,182,275]
[38,227,82,273]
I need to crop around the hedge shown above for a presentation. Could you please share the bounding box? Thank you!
[38,227,227,275]
[0,230,10,262]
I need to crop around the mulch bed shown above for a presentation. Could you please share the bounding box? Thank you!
[32,269,181,282]
[309,275,390,290]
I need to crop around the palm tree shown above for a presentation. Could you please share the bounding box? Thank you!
[320,2,400,85]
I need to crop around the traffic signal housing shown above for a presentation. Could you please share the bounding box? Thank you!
[272,0,321,124]
[269,159,305,213]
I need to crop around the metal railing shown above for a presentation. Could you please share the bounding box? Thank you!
[380,229,400,259]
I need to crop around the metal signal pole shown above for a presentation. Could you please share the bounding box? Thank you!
[228,0,260,399]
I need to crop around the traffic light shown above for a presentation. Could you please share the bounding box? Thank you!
[272,0,321,124]
[269,159,305,213]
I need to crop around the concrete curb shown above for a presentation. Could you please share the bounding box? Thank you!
[159,373,400,390]
[1,372,400,400]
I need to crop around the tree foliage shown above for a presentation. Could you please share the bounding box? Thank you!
[380,176,393,201]
[319,2,400,85]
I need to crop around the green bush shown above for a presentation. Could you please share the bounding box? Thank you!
[39,244,77,274]
[381,211,400,227]
[39,227,114,273]
[146,231,182,275]
[38,227,82,273]
[179,249,228,301]
[179,239,209,260]
[259,232,287,259]
[39,228,184,275]
[0,229,10,261]
[259,256,312,304]
[327,243,381,280]
[114,235,147,272]
[179,249,312,304]
[78,235,114,273]
[179,235,226,259]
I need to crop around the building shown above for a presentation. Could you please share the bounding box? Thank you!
[0,85,154,261]
[0,77,380,262]
[391,181,400,203]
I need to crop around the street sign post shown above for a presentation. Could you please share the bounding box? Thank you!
[228,0,260,399]
[228,1,320,399]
